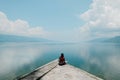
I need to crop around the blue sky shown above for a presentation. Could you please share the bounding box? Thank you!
[0,0,91,30]
[0,0,120,42]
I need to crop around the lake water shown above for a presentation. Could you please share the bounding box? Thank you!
[0,42,120,80]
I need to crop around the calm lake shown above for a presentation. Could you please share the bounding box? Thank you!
[0,42,120,80]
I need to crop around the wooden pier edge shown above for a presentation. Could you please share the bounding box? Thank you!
[15,59,103,80]
[16,59,58,80]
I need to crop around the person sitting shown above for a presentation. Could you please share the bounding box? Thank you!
[59,53,66,65]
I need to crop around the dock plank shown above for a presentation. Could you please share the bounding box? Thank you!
[17,60,58,80]
[16,60,103,80]
[40,64,103,80]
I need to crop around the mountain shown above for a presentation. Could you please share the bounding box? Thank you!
[0,34,51,42]
[90,36,120,43]
[104,36,120,43]
[89,38,107,43]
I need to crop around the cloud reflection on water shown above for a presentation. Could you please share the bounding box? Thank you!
[0,43,120,80]
[74,43,120,80]
[0,43,45,75]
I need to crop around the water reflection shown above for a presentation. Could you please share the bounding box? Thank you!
[70,43,120,80]
[0,43,48,80]
[0,43,120,80]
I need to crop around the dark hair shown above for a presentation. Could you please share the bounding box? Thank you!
[61,53,64,57]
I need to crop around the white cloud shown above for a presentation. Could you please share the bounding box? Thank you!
[0,11,49,38]
[79,0,120,40]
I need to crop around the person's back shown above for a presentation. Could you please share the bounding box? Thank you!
[59,53,66,65]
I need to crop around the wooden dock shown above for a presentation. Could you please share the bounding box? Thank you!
[16,59,103,80]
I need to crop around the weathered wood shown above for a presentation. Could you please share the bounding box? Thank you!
[16,59,103,80]
[17,60,58,80]
[40,64,103,80]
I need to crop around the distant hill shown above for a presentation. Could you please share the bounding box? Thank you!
[0,34,51,42]
[104,36,120,43]
[89,38,107,43]
[90,36,120,43]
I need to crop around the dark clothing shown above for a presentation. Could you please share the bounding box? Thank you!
[59,54,66,65]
